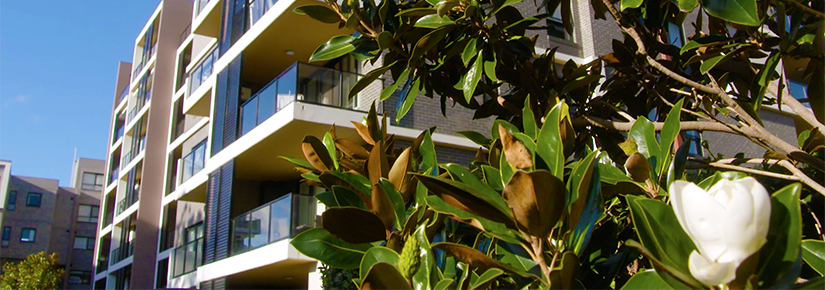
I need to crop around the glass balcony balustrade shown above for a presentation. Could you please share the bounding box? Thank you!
[96,256,108,273]
[195,0,211,17]
[172,237,204,277]
[231,193,316,255]
[239,62,379,136]
[188,47,218,97]
[109,241,134,265]
[181,141,207,184]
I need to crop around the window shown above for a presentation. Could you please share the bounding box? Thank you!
[685,131,703,156]
[82,173,105,191]
[26,193,42,207]
[546,3,567,40]
[185,222,204,243]
[788,80,810,107]
[6,190,16,211]
[68,271,92,284]
[74,236,95,250]
[2,227,10,247]
[20,228,35,242]
[78,205,100,223]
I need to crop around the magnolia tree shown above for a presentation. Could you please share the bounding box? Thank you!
[283,0,824,289]
[0,252,64,290]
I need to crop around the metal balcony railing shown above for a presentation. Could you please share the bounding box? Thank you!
[112,125,124,145]
[231,193,316,255]
[172,237,204,277]
[239,62,382,136]
[115,192,139,216]
[108,167,119,186]
[179,141,207,184]
[109,241,134,265]
[96,256,108,273]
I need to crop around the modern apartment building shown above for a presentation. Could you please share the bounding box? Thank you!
[0,158,104,289]
[93,1,813,290]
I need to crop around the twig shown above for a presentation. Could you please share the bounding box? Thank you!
[768,82,825,133]
[573,116,739,133]
[783,0,825,18]
[777,160,825,195]
[689,158,801,181]
[801,199,825,240]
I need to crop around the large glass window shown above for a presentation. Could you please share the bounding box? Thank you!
[68,271,92,284]
[78,205,100,223]
[82,173,105,191]
[788,80,810,107]
[6,190,16,211]
[185,223,204,243]
[20,228,35,243]
[546,3,567,40]
[74,236,95,250]
[26,193,42,207]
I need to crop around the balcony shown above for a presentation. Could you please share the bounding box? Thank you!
[110,241,134,265]
[96,256,108,274]
[108,167,119,186]
[194,0,212,18]
[231,193,316,255]
[115,193,139,216]
[187,47,218,98]
[239,62,376,136]
[172,237,204,277]
[112,125,124,145]
[180,141,207,184]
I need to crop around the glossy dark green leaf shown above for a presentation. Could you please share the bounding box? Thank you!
[679,35,731,55]
[420,131,438,176]
[757,183,803,287]
[310,34,357,62]
[278,156,315,170]
[425,196,522,244]
[801,239,825,275]
[323,132,339,170]
[396,77,419,123]
[291,228,374,269]
[483,49,498,82]
[294,5,341,23]
[332,185,369,210]
[522,96,537,139]
[628,117,660,172]
[415,174,512,224]
[490,0,524,16]
[396,8,437,17]
[598,162,634,184]
[490,120,520,140]
[412,224,438,290]
[324,171,373,198]
[381,69,409,102]
[626,196,702,288]
[415,14,456,29]
[753,51,781,110]
[699,55,725,74]
[360,247,401,281]
[620,270,674,290]
[536,102,568,178]
[620,0,643,11]
[463,50,484,103]
[701,0,761,26]
[559,74,601,95]
[323,207,387,244]
[434,279,453,290]
[659,98,684,176]
[696,171,747,190]
[350,61,396,99]
[378,178,406,230]
[463,37,479,64]
[499,151,515,186]
[568,155,603,256]
[303,135,336,172]
[666,139,692,187]
[442,163,510,215]
[470,268,504,289]
[411,26,454,63]
[457,131,492,147]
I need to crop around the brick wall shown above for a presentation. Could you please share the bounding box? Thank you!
[702,110,798,158]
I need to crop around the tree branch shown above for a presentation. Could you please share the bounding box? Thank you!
[689,158,802,181]
[768,82,825,133]
[574,116,738,133]
[777,159,825,195]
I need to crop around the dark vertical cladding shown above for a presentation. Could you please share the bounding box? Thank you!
[215,161,234,260]
[210,55,242,157]
[204,170,220,263]
[203,160,233,264]
[218,0,246,55]
[200,280,213,290]
[213,277,227,290]
[212,69,227,156]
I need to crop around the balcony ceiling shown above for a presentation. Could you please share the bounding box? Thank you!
[226,259,316,289]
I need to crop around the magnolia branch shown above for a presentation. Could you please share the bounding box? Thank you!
[767,83,825,133]
[573,116,738,133]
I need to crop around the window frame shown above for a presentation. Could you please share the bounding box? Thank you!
[81,172,105,191]
[68,270,92,284]
[77,204,100,223]
[7,190,16,211]
[20,228,36,243]
[73,236,95,250]
[26,192,42,207]
[2,226,11,247]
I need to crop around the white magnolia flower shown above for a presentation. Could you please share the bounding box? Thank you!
[670,177,771,286]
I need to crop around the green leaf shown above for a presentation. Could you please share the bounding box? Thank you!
[290,228,373,269]
[559,74,601,95]
[522,95,537,139]
[309,34,358,62]
[499,152,515,186]
[420,131,439,176]
[701,0,761,26]
[463,50,484,103]
[628,117,660,173]
[480,165,503,192]
[415,14,456,29]
[323,132,339,170]
[397,77,419,123]
[598,162,634,184]
[666,139,692,187]
[620,0,643,11]
[425,195,522,244]
[415,174,512,224]
[456,130,492,147]
[331,185,369,210]
[396,8,437,17]
[696,171,747,190]
[483,49,499,82]
[490,120,520,140]
[378,178,407,230]
[361,262,413,290]
[659,98,684,176]
[278,156,314,170]
[801,239,825,275]
[411,26,454,63]
[315,191,339,208]
[442,163,510,215]
[434,279,453,290]
[360,246,402,280]
[380,68,410,101]
[753,51,781,111]
[412,224,438,290]
[620,270,674,290]
[294,5,342,24]
[567,152,603,256]
[676,0,698,12]
[324,171,373,198]
[626,196,702,288]
[679,35,731,55]
[490,0,524,16]
[699,55,724,74]
[536,102,569,179]
[495,241,538,275]
[470,268,504,289]
[463,37,479,64]
[757,183,803,287]
[350,61,396,99]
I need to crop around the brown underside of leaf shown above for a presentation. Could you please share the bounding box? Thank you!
[360,262,412,290]
[302,136,334,172]
[503,170,566,238]
[336,137,371,159]
[368,141,390,185]
[417,175,514,225]
[372,184,396,231]
[323,207,387,244]
[319,172,372,208]
[432,243,507,274]
[499,125,533,169]
[352,121,376,145]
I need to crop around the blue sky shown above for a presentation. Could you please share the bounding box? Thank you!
[1,1,163,185]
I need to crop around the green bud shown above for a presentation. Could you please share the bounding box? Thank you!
[397,237,421,281]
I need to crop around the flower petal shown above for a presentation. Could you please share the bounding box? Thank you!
[670,180,727,261]
[688,250,737,287]
[719,177,769,263]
